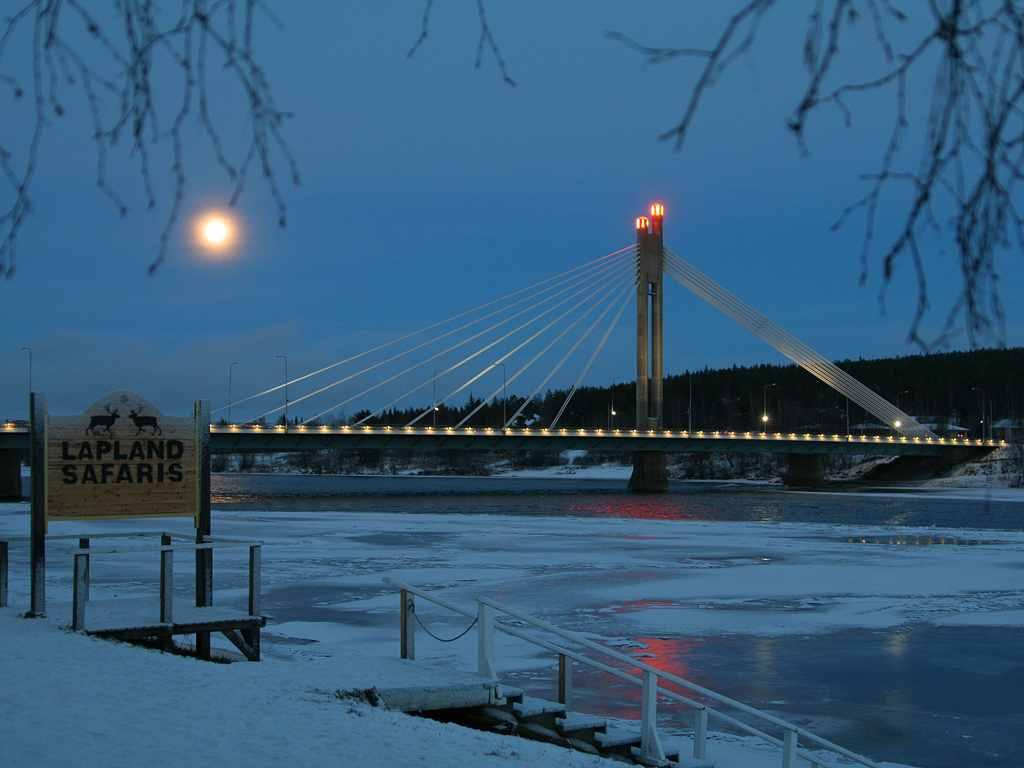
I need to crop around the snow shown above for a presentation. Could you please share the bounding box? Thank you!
[3,500,1019,767]
[0,609,616,768]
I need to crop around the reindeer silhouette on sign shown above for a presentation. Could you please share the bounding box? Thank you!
[128,407,162,436]
[86,405,119,435]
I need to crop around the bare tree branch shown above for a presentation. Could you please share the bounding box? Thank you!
[408,0,516,86]
[0,0,299,277]
[612,1,1024,350]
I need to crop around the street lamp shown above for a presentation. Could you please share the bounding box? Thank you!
[276,354,288,428]
[972,386,987,440]
[20,346,32,398]
[432,370,440,427]
[227,361,239,424]
[497,362,507,428]
[762,382,776,432]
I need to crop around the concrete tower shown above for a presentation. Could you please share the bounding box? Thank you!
[629,203,668,492]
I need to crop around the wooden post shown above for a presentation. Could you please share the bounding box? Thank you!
[72,553,87,631]
[639,669,666,764]
[248,544,261,617]
[477,601,495,679]
[160,534,173,624]
[693,707,708,761]
[194,400,212,659]
[29,392,46,618]
[400,589,415,660]
[782,729,798,768]
[557,653,572,707]
[0,540,8,609]
[79,538,90,602]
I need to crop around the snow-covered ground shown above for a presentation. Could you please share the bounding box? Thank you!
[2,498,1022,767]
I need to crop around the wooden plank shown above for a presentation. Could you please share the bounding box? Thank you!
[558,653,572,708]
[194,400,212,660]
[376,683,500,713]
[400,589,415,660]
[160,534,173,624]
[29,392,46,617]
[248,544,261,617]
[79,538,90,602]
[72,553,87,631]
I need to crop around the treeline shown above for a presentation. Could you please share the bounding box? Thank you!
[248,347,1023,438]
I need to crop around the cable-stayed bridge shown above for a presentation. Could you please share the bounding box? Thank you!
[0,203,1000,492]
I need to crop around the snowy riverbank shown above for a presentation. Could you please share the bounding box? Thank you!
[3,498,1023,766]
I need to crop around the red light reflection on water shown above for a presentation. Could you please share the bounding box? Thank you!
[567,496,704,521]
[570,610,709,720]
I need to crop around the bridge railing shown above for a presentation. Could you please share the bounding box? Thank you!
[210,422,1004,448]
[385,578,880,768]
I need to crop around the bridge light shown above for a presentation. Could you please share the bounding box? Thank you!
[650,202,665,218]
[893,420,902,428]
[635,216,650,232]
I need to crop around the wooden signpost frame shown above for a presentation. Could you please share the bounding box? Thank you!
[26,395,213,635]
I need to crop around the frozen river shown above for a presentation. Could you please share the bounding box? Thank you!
[3,475,1022,767]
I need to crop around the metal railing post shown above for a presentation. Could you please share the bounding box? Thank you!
[0,540,7,608]
[694,707,708,760]
[640,669,666,763]
[400,589,416,660]
[248,544,261,617]
[72,553,87,631]
[557,653,572,707]
[160,534,173,624]
[477,600,495,679]
[782,729,798,768]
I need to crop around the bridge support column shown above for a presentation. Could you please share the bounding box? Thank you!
[782,453,825,487]
[629,452,669,493]
[0,449,21,501]
[629,203,668,493]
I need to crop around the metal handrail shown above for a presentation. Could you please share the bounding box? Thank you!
[386,578,878,768]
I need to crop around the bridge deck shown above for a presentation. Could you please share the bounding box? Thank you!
[1,422,1001,456]
[206,424,999,457]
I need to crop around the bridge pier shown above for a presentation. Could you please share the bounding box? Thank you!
[629,452,669,493]
[0,449,22,501]
[782,453,825,487]
[629,203,669,494]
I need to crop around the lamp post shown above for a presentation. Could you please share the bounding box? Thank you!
[762,382,776,432]
[20,346,32,399]
[276,354,288,428]
[432,370,439,428]
[498,362,507,428]
[227,361,239,424]
[972,386,987,440]
[606,387,614,436]
[688,372,693,433]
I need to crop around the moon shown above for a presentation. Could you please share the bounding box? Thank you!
[193,210,239,256]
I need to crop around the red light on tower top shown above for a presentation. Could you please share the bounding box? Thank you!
[635,216,650,232]
[650,202,665,219]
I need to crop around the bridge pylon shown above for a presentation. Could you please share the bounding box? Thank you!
[629,203,669,493]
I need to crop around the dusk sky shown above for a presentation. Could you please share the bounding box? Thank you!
[2,3,1021,420]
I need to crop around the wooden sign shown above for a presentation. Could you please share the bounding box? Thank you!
[46,392,197,519]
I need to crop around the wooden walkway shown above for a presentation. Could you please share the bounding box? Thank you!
[83,598,265,661]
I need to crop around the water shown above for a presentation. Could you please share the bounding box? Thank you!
[213,473,1024,530]
[212,473,1024,767]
